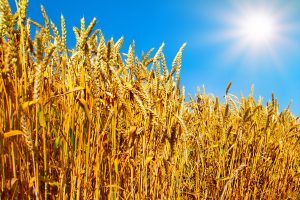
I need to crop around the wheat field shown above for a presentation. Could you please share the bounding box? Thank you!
[0,0,300,199]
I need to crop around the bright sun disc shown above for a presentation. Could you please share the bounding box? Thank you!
[215,2,296,67]
[240,13,275,44]
[209,2,298,68]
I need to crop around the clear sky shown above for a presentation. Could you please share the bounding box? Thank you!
[10,0,300,115]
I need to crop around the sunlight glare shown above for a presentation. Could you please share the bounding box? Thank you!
[213,2,296,68]
[240,13,275,44]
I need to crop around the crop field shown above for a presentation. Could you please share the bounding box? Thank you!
[0,0,300,199]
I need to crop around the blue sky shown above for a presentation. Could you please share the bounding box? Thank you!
[10,0,300,115]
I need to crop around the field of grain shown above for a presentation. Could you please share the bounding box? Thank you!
[1,0,300,199]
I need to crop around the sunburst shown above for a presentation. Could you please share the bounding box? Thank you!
[215,2,296,68]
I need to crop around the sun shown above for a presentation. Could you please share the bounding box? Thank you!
[239,13,276,45]
[213,2,295,68]
[230,7,281,51]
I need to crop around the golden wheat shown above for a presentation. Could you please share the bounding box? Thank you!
[0,0,300,199]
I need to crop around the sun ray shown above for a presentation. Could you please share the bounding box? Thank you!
[212,2,297,69]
